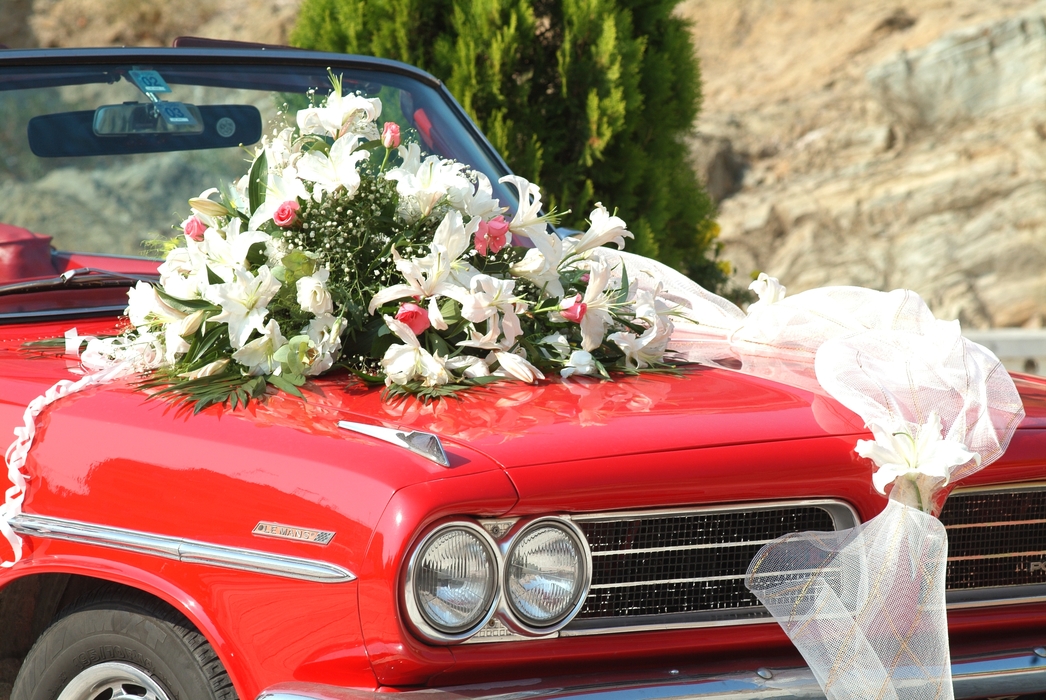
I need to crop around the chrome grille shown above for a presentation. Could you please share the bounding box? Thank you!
[564,502,855,632]
[941,484,1046,600]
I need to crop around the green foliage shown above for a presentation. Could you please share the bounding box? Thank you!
[292,0,730,292]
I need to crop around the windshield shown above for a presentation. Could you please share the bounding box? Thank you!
[0,59,514,294]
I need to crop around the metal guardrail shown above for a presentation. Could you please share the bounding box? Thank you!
[965,329,1046,376]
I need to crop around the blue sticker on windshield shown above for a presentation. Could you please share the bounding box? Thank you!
[156,102,198,127]
[128,70,171,94]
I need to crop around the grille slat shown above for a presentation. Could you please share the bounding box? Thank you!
[565,487,1046,634]
[571,505,837,626]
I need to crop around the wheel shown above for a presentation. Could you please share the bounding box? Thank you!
[11,585,237,700]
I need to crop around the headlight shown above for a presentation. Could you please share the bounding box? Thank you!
[405,522,499,642]
[504,518,591,632]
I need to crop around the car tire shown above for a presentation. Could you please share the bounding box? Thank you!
[10,584,237,700]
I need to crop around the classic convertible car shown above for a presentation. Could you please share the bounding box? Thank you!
[0,45,1045,700]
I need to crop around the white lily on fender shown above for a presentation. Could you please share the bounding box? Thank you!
[856,411,980,497]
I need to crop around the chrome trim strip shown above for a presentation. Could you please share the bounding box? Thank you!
[254,647,1046,700]
[9,514,355,584]
[568,498,860,529]
[948,550,1046,562]
[945,517,1046,529]
[590,539,777,556]
[950,480,1046,494]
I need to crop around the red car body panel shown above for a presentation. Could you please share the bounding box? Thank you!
[2,311,1045,697]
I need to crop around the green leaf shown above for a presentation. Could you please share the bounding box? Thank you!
[468,375,503,386]
[616,263,630,304]
[188,322,228,364]
[245,241,268,268]
[217,179,242,216]
[206,266,223,285]
[247,149,268,215]
[154,287,216,314]
[358,138,385,152]
[267,373,305,398]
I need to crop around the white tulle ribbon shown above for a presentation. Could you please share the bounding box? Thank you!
[588,257,1023,698]
[0,328,144,568]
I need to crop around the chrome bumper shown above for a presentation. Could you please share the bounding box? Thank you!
[258,647,1046,700]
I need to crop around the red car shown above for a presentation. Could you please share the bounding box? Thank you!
[0,45,1044,700]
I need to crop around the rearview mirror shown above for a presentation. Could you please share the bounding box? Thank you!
[93,102,204,135]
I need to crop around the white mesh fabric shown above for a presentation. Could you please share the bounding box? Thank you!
[589,253,1025,699]
[747,500,951,700]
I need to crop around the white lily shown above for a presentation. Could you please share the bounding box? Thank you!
[204,265,282,349]
[231,319,287,375]
[178,358,230,380]
[748,273,787,312]
[126,281,184,329]
[608,317,672,369]
[493,351,544,383]
[158,247,204,301]
[500,175,557,240]
[296,88,381,138]
[198,219,271,284]
[456,325,504,351]
[305,314,345,375]
[539,332,571,359]
[386,151,471,218]
[855,412,980,497]
[460,274,525,347]
[248,166,310,231]
[446,354,491,378]
[566,203,633,255]
[464,172,506,220]
[576,261,618,351]
[381,315,450,387]
[188,187,229,223]
[297,134,370,200]
[561,350,599,379]
[429,210,479,287]
[368,245,468,314]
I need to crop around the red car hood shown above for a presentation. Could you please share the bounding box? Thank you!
[5,317,1046,472]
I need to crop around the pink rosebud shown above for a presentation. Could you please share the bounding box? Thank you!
[561,294,587,323]
[273,200,300,228]
[182,216,206,242]
[396,302,430,335]
[474,215,510,256]
[382,122,401,149]
[580,273,590,283]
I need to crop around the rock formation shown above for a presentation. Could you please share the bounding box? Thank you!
[682,0,1046,328]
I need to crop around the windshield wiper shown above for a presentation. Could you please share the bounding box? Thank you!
[0,268,158,297]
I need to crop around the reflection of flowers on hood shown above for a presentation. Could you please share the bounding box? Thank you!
[855,412,980,496]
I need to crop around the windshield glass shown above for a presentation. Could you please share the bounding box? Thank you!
[0,60,514,266]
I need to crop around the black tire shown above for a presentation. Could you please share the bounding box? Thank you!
[11,585,237,700]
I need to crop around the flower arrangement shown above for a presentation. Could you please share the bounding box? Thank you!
[86,77,682,410]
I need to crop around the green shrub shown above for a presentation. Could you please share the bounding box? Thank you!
[292,0,729,292]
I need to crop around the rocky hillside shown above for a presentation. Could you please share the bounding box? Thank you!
[681,0,1046,328]
[6,0,1046,327]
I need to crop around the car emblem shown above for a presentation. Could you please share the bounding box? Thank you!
[253,522,336,546]
[1031,562,1046,573]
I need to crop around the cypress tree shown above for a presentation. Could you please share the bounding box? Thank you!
[292,0,728,291]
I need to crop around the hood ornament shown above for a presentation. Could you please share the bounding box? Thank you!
[337,420,451,467]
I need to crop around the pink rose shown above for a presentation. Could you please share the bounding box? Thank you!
[396,302,430,335]
[182,216,206,242]
[273,200,300,228]
[381,122,401,149]
[561,294,587,323]
[474,215,510,256]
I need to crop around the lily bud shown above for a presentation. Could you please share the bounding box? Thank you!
[188,197,230,218]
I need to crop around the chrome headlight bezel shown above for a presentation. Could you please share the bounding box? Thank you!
[403,520,502,644]
[498,516,592,636]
